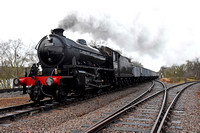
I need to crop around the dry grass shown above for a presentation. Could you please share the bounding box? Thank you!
[160,77,197,84]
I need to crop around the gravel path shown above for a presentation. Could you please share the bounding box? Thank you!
[0,82,152,132]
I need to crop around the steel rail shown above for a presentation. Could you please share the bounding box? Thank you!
[0,107,42,121]
[85,81,156,133]
[111,81,155,115]
[156,81,199,133]
[0,99,52,114]
[150,80,167,133]
[0,99,57,121]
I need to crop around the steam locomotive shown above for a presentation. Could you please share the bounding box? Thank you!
[14,28,158,102]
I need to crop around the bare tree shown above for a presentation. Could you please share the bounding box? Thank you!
[193,58,200,79]
[0,39,37,89]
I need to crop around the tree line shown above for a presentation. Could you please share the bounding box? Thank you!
[159,58,200,80]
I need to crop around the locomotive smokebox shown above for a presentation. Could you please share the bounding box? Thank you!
[51,28,64,36]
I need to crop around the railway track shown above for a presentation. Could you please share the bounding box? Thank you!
[0,94,96,123]
[157,81,199,132]
[0,82,151,123]
[85,81,199,133]
[0,99,56,122]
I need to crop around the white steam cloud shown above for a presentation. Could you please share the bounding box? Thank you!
[58,11,166,58]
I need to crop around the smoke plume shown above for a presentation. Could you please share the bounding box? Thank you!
[58,11,165,58]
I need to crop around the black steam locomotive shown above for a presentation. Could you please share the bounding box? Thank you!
[14,28,158,102]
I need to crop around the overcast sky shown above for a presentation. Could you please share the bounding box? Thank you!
[0,0,200,71]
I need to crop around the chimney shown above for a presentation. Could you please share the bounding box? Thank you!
[51,28,64,36]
